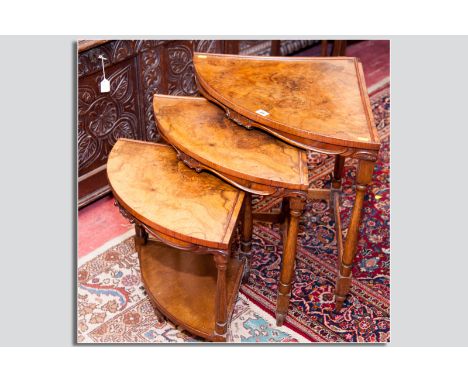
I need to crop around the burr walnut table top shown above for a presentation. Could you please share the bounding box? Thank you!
[193,53,380,151]
[153,94,309,191]
[107,139,244,249]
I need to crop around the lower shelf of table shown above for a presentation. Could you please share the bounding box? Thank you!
[139,240,244,341]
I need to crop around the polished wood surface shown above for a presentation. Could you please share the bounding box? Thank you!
[275,196,306,325]
[193,53,380,150]
[139,240,243,341]
[335,159,375,310]
[107,139,244,249]
[240,193,253,282]
[153,95,309,190]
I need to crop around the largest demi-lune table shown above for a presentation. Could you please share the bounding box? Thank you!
[107,138,245,341]
[153,94,310,325]
[193,53,381,310]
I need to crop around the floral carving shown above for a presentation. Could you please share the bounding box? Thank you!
[140,48,162,141]
[226,108,254,129]
[112,40,136,62]
[175,149,203,173]
[88,99,118,137]
[78,40,138,77]
[193,40,220,53]
[168,45,191,74]
[110,66,132,101]
[114,200,135,224]
[78,130,99,168]
[353,150,379,162]
[181,71,196,94]
[168,43,197,96]
[111,118,136,143]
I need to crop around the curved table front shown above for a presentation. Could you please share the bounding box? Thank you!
[193,52,380,154]
[107,139,244,250]
[107,139,245,341]
[153,94,309,193]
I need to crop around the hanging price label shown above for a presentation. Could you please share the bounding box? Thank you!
[100,78,110,93]
[98,55,110,93]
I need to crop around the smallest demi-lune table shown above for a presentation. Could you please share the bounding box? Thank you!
[107,138,245,342]
[153,94,315,326]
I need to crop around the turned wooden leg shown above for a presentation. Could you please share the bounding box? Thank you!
[240,193,253,282]
[213,253,229,342]
[135,224,164,322]
[276,197,305,326]
[331,155,346,215]
[279,198,290,243]
[332,155,346,190]
[335,160,375,311]
[135,224,148,249]
[332,40,347,56]
[321,40,329,56]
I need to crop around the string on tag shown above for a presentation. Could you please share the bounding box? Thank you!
[98,54,110,93]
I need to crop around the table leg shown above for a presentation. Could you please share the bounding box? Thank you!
[335,159,375,311]
[135,224,166,322]
[279,197,290,243]
[276,196,305,326]
[213,253,229,342]
[135,223,148,248]
[240,193,253,282]
[332,155,346,190]
[330,155,346,216]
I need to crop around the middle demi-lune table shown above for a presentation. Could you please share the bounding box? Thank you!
[153,94,314,325]
[193,52,381,311]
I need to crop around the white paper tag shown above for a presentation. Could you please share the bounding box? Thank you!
[100,78,110,93]
[256,109,269,117]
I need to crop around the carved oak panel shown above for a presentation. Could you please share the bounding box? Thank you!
[78,58,141,175]
[167,41,198,96]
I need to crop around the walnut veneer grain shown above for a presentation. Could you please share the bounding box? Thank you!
[107,139,244,249]
[153,94,309,190]
[193,53,380,150]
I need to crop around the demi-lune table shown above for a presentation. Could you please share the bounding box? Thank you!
[153,94,311,325]
[107,139,245,341]
[193,53,381,310]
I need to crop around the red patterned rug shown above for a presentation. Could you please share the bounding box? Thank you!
[244,85,390,342]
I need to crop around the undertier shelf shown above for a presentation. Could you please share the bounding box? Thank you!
[139,240,244,341]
